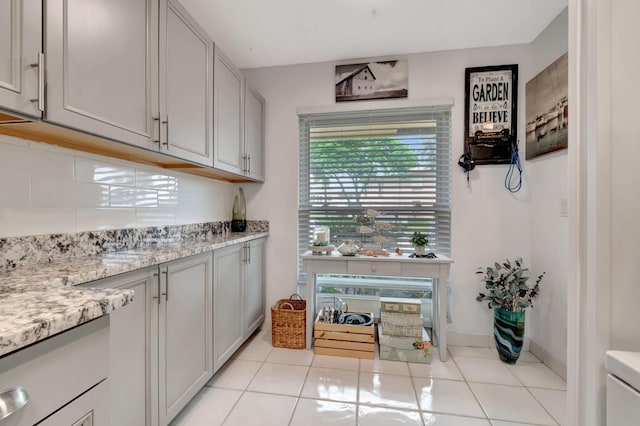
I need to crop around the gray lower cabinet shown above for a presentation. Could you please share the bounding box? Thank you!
[85,267,158,426]
[0,0,42,117]
[85,252,213,426]
[213,238,266,372]
[213,242,244,372]
[244,238,266,337]
[158,253,213,426]
[0,316,110,426]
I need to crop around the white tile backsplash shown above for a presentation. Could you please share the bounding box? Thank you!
[0,136,75,179]
[0,208,75,237]
[32,179,110,208]
[0,136,236,237]
[136,170,178,191]
[75,158,136,185]
[0,176,30,208]
[75,208,137,232]
[110,187,158,208]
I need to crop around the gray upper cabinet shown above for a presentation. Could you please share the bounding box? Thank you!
[159,0,213,166]
[44,0,214,166]
[244,82,265,182]
[45,0,158,150]
[213,49,266,182]
[0,0,42,117]
[213,47,244,176]
[1,0,264,182]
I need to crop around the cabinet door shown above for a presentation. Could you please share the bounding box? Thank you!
[213,48,244,176]
[213,243,244,372]
[45,0,158,150]
[0,0,41,117]
[244,239,265,337]
[159,252,213,426]
[159,0,213,165]
[244,82,265,182]
[84,268,158,426]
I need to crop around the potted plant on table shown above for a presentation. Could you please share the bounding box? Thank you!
[409,232,429,256]
[476,257,545,364]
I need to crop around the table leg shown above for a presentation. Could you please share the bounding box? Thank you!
[436,277,448,361]
[305,272,315,349]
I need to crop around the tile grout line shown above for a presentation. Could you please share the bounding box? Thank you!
[407,360,427,426]
[286,353,315,425]
[449,352,493,422]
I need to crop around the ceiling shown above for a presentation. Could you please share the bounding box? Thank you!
[179,0,568,70]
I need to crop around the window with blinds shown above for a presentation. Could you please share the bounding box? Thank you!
[298,106,452,282]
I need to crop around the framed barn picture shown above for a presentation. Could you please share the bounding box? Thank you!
[335,60,408,102]
[464,64,518,165]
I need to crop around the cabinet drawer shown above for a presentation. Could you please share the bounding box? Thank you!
[0,317,109,426]
[347,261,401,276]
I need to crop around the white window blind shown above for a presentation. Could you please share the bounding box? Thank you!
[298,106,451,281]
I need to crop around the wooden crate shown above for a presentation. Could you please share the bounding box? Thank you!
[313,315,375,359]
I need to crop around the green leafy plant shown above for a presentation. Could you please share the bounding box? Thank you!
[476,257,545,312]
[409,231,429,247]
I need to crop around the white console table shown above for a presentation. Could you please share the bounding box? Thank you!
[302,252,453,361]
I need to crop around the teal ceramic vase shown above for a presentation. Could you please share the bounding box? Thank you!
[493,307,525,364]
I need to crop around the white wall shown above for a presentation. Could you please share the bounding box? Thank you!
[526,9,569,378]
[566,0,640,422]
[607,0,640,353]
[0,134,236,238]
[244,38,570,338]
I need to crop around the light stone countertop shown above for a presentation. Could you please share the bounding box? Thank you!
[0,231,268,357]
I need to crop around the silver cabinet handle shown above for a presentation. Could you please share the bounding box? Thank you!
[152,272,161,304]
[0,387,29,422]
[161,116,169,148]
[247,244,251,264]
[162,269,169,301]
[152,117,161,146]
[247,155,251,175]
[29,53,44,112]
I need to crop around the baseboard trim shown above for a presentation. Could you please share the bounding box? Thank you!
[529,338,567,381]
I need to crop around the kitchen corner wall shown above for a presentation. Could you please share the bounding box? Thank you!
[244,8,568,372]
[526,8,569,379]
[0,134,236,238]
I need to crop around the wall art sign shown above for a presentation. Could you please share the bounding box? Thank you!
[525,53,568,160]
[464,64,518,164]
[335,60,408,102]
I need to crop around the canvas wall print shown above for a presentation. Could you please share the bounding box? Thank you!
[335,60,408,102]
[525,52,568,160]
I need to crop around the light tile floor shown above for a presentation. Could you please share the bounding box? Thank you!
[171,331,566,426]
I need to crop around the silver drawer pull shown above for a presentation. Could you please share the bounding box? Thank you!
[0,387,29,422]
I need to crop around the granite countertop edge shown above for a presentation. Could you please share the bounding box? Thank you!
[0,231,268,358]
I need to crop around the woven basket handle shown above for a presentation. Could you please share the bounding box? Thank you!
[279,302,295,310]
[289,294,304,301]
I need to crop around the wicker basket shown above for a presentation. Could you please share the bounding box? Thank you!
[271,294,306,349]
